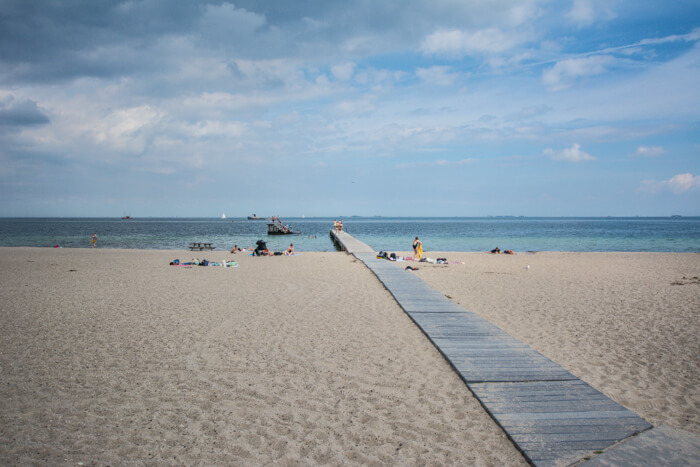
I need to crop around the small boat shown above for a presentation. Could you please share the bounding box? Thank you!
[121,215,133,220]
[248,214,264,220]
[221,213,226,219]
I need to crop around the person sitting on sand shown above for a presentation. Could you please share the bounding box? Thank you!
[230,245,242,254]
[285,243,294,255]
[490,247,501,254]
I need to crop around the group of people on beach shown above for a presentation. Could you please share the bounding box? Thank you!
[489,247,516,255]
[230,241,294,256]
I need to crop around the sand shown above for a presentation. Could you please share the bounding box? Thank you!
[1,248,698,465]
[407,251,700,434]
[0,247,524,466]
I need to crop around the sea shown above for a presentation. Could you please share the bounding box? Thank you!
[0,217,699,253]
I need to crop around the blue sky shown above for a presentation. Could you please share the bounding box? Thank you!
[0,0,698,217]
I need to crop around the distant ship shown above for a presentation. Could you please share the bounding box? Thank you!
[221,213,226,219]
[121,214,133,220]
[248,214,264,220]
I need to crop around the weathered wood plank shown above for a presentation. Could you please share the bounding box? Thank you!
[505,421,652,434]
[511,431,645,443]
[493,410,644,421]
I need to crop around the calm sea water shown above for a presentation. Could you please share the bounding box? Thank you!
[1,217,699,253]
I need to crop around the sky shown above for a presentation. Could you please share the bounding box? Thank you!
[0,0,699,217]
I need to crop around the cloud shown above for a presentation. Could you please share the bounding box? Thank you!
[638,27,700,47]
[542,55,614,90]
[91,105,163,153]
[544,143,596,162]
[416,66,460,86]
[639,173,700,194]
[566,0,617,28]
[421,27,521,58]
[331,62,356,81]
[0,97,50,127]
[196,3,267,48]
[634,146,665,157]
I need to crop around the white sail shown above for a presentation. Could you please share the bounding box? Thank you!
[221,213,226,219]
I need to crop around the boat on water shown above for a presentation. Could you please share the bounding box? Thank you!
[248,214,264,220]
[221,213,226,219]
[121,215,133,220]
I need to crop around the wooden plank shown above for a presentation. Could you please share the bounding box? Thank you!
[485,400,630,414]
[493,410,644,422]
[505,421,653,434]
[526,449,595,466]
[583,425,700,467]
[511,431,644,443]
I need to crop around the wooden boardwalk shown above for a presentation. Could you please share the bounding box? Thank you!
[330,230,655,466]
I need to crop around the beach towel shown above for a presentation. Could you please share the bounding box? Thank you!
[416,243,423,259]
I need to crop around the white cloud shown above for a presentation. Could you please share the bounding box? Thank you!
[566,0,617,28]
[93,105,163,152]
[198,3,266,44]
[416,66,460,86]
[640,173,700,194]
[421,28,521,58]
[668,173,700,193]
[638,27,700,47]
[544,143,596,162]
[634,146,665,157]
[332,97,376,115]
[542,55,614,90]
[331,62,356,81]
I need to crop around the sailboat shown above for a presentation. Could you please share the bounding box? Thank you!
[221,213,226,219]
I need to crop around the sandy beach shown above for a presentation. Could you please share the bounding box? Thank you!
[1,247,698,465]
[0,247,524,466]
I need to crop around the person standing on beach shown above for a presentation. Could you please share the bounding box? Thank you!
[91,232,97,248]
[413,236,422,259]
